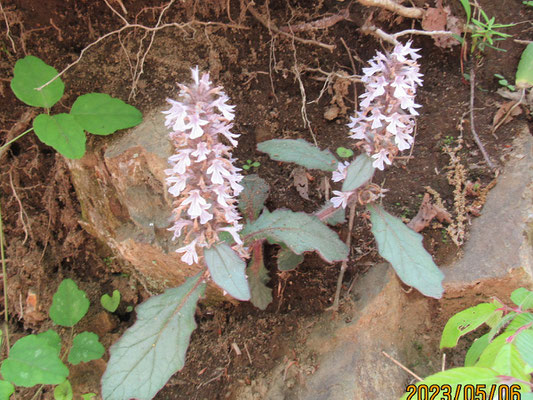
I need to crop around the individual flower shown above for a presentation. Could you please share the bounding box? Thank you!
[164,67,245,265]
[331,190,352,209]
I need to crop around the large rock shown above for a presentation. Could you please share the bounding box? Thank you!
[67,110,220,296]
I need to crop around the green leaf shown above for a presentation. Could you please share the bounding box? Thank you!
[49,279,90,327]
[440,303,499,348]
[491,342,529,381]
[82,394,97,400]
[1,334,69,387]
[246,243,272,310]
[315,201,345,226]
[257,139,338,171]
[458,0,471,24]
[476,331,513,367]
[101,273,206,400]
[70,93,143,135]
[10,55,64,108]
[336,147,353,158]
[506,312,533,332]
[54,380,73,400]
[511,288,533,310]
[487,311,515,342]
[238,174,269,222]
[277,245,304,271]
[33,113,86,159]
[341,153,375,192]
[36,330,62,356]
[465,333,490,367]
[101,290,121,313]
[68,332,105,365]
[515,328,533,367]
[242,209,349,263]
[0,380,14,400]
[368,204,444,299]
[399,367,499,400]
[204,243,251,301]
[516,43,533,89]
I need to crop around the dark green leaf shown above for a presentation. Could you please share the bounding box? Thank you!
[100,290,121,313]
[242,209,349,263]
[257,139,338,171]
[70,93,142,135]
[101,273,206,400]
[368,204,444,299]
[441,303,499,348]
[465,333,490,367]
[277,245,304,271]
[68,332,105,365]
[341,154,375,192]
[49,279,90,327]
[36,330,62,356]
[1,335,68,387]
[238,174,269,222]
[10,56,64,108]
[33,113,86,159]
[204,243,250,301]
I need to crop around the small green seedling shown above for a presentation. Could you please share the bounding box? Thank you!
[336,147,354,158]
[443,135,455,146]
[101,290,121,313]
[523,1,533,6]
[242,159,260,170]
[0,279,105,398]
[470,9,514,53]
[494,74,516,91]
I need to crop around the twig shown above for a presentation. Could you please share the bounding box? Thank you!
[382,351,423,381]
[340,37,358,108]
[357,0,424,19]
[492,88,525,135]
[9,170,30,245]
[0,109,37,160]
[0,201,10,354]
[328,202,356,311]
[0,1,16,52]
[243,342,252,364]
[361,25,453,45]
[469,67,495,170]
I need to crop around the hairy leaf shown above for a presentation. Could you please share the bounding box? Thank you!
[242,209,348,263]
[101,290,121,313]
[341,153,375,192]
[33,113,86,159]
[277,245,304,271]
[68,332,105,365]
[11,55,64,108]
[238,174,269,221]
[49,279,90,327]
[257,139,338,171]
[315,201,346,226]
[71,93,142,135]
[368,204,444,299]
[101,273,206,400]
[246,243,272,310]
[515,328,533,367]
[511,287,533,310]
[465,333,490,367]
[54,380,73,400]
[441,303,498,348]
[1,335,68,387]
[204,243,251,301]
[516,43,533,89]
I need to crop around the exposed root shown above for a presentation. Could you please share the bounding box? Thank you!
[357,0,424,19]
[0,1,15,52]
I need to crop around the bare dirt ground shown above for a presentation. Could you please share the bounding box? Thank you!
[0,0,531,398]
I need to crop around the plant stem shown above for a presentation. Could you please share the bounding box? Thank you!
[0,127,33,154]
[0,200,10,354]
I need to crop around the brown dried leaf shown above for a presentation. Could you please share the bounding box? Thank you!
[407,193,452,233]
[492,101,523,129]
[291,167,310,200]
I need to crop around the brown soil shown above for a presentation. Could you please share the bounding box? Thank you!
[0,0,531,399]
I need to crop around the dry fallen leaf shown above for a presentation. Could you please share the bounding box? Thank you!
[407,193,453,233]
[492,100,522,130]
[291,167,310,200]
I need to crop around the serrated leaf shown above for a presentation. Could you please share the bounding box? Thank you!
[54,379,73,400]
[491,342,529,381]
[10,55,64,108]
[277,245,304,271]
[399,367,499,400]
[441,303,498,348]
[465,333,490,367]
[507,313,533,333]
[246,243,272,310]
[49,279,90,327]
[516,43,533,89]
[1,335,69,387]
[257,139,338,171]
[511,288,533,310]
[315,201,345,226]
[487,312,515,342]
[37,330,62,356]
[68,332,105,365]
[204,243,250,301]
[101,290,121,313]
[33,113,86,159]
[368,204,444,299]
[238,174,269,221]
[476,331,513,368]
[341,154,375,192]
[515,328,533,367]
[101,273,206,400]
[70,93,142,135]
[0,380,14,400]
[242,209,348,263]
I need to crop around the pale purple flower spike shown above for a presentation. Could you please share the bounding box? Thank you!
[164,67,244,265]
